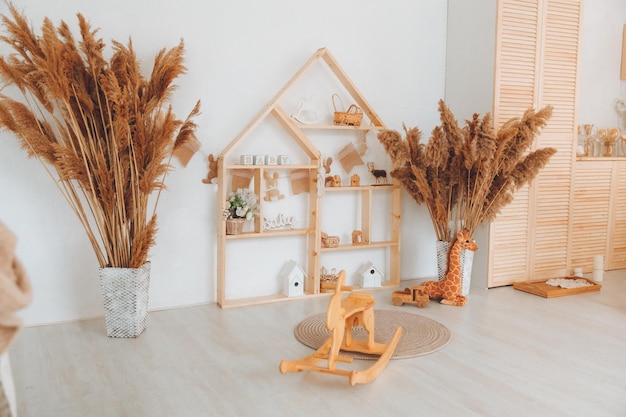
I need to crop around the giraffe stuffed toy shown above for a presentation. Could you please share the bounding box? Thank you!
[421,229,478,306]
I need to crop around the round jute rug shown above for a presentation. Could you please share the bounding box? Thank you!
[294,309,450,360]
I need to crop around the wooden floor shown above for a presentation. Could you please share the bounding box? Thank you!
[9,270,626,417]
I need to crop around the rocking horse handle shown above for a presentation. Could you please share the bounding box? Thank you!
[326,270,349,329]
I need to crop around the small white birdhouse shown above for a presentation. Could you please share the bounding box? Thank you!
[280,260,306,297]
[359,262,383,288]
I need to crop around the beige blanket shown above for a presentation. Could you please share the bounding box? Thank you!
[0,222,32,355]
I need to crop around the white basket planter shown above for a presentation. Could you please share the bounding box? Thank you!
[436,241,474,296]
[99,262,150,338]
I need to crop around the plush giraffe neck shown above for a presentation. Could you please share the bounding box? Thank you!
[421,229,478,306]
[443,230,476,286]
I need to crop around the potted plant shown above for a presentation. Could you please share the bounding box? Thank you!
[223,188,259,235]
[378,100,556,294]
[0,5,200,336]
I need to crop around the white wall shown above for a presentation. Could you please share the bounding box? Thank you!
[444,0,497,292]
[0,0,448,325]
[4,0,622,326]
[578,0,626,129]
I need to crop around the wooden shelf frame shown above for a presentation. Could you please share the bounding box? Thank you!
[215,48,401,308]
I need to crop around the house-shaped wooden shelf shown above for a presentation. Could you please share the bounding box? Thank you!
[216,47,401,308]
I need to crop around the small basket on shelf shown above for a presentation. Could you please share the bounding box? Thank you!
[320,267,339,293]
[321,232,340,248]
[332,94,363,127]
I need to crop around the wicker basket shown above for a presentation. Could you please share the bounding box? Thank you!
[226,218,245,235]
[332,94,363,127]
[321,234,340,248]
[320,267,339,293]
[99,262,151,338]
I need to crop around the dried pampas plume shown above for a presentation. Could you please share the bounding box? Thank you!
[0,3,201,268]
[378,99,555,241]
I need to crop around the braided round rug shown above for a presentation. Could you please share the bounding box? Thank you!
[293,309,450,360]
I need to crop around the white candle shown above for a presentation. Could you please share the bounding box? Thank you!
[593,255,604,270]
[593,255,604,283]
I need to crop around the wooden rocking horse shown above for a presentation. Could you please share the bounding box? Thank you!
[279,270,402,385]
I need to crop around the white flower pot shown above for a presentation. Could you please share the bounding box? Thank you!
[99,262,150,338]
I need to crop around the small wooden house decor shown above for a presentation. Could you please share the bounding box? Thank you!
[359,262,383,288]
[351,230,363,245]
[280,260,306,297]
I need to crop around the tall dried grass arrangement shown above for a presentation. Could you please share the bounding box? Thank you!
[378,100,556,242]
[0,5,201,268]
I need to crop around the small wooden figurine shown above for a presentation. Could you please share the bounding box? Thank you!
[202,154,218,184]
[367,162,387,184]
[263,171,285,201]
[323,157,334,187]
[351,230,363,245]
[280,270,402,385]
[350,174,360,186]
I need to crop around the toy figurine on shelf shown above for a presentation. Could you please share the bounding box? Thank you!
[323,157,334,187]
[367,162,387,184]
[351,230,363,245]
[202,154,218,184]
[263,171,285,201]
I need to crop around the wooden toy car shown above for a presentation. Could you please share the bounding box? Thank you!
[391,285,430,308]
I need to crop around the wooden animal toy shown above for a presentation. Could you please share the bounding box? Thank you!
[323,156,334,187]
[263,171,285,201]
[420,229,478,306]
[202,153,218,184]
[367,162,387,184]
[350,174,360,186]
[330,175,341,187]
[280,270,402,385]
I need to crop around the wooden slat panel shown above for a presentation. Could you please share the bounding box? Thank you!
[570,163,612,270]
[489,0,581,287]
[609,162,626,268]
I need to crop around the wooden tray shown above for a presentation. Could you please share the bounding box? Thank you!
[513,276,601,298]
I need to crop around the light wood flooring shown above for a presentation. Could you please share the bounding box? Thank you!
[8,270,626,417]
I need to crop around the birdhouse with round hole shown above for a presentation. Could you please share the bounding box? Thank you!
[359,262,383,288]
[280,260,306,297]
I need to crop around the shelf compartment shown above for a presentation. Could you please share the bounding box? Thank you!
[323,184,396,192]
[321,241,398,252]
[218,281,398,309]
[296,124,385,131]
[225,228,312,240]
[224,164,318,170]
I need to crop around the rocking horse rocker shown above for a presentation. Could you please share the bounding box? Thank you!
[279,270,402,385]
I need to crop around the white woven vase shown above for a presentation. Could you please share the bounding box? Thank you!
[99,262,150,338]
[436,241,474,296]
